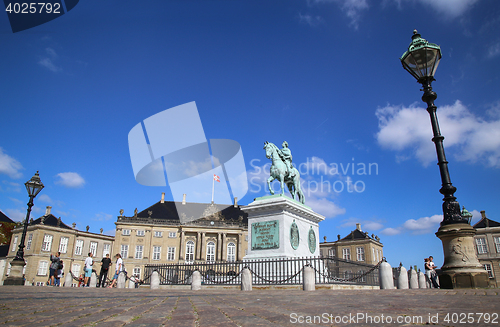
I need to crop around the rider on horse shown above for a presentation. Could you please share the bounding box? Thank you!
[279,141,295,178]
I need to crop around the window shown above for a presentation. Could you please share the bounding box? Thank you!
[154,231,163,238]
[122,229,131,236]
[71,263,81,276]
[37,261,49,275]
[135,245,144,259]
[26,234,33,250]
[358,270,366,282]
[206,241,215,262]
[59,237,69,254]
[74,240,83,255]
[185,241,195,263]
[168,231,176,238]
[121,245,129,258]
[227,242,236,262]
[328,248,335,258]
[167,247,175,261]
[342,248,351,260]
[356,247,365,261]
[133,267,141,278]
[11,236,18,252]
[6,263,11,276]
[494,236,500,253]
[90,242,98,256]
[476,237,488,254]
[372,248,376,262]
[484,264,493,278]
[137,230,145,236]
[379,250,382,261]
[41,234,53,252]
[153,246,161,260]
[102,243,111,257]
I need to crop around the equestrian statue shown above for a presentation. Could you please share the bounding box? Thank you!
[263,141,305,204]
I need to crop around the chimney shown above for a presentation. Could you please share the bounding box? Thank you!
[182,194,186,205]
[161,192,165,204]
[46,206,52,215]
[481,210,486,219]
[234,197,238,208]
[356,223,361,231]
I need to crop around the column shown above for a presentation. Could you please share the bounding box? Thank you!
[179,230,185,261]
[222,233,227,261]
[196,232,201,260]
[237,233,243,261]
[201,232,206,261]
[217,233,222,261]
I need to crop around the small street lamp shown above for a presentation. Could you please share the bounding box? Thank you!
[400,31,489,288]
[4,171,44,285]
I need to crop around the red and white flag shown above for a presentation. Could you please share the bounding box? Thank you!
[213,174,220,182]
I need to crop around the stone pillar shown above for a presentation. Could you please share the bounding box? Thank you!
[3,260,25,285]
[191,271,201,290]
[237,233,243,261]
[196,232,201,260]
[241,268,252,291]
[397,265,409,289]
[64,271,73,287]
[222,233,227,261]
[409,268,419,289]
[303,266,315,291]
[217,233,222,261]
[150,271,160,289]
[436,223,490,289]
[179,231,185,260]
[89,271,97,287]
[379,259,393,289]
[418,270,427,288]
[201,233,206,261]
[117,272,126,288]
[128,278,135,288]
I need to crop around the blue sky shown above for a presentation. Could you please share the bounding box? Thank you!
[1,0,499,269]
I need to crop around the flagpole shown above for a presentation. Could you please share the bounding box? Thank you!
[211,174,215,204]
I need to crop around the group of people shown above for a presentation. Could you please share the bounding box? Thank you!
[424,255,440,288]
[48,252,126,288]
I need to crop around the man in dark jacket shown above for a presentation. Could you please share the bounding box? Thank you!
[49,252,61,286]
[98,253,112,287]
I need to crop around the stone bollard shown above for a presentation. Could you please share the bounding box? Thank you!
[379,258,393,289]
[418,270,427,288]
[150,271,160,289]
[397,264,409,289]
[241,268,252,291]
[409,267,419,289]
[303,266,315,291]
[128,278,135,289]
[191,271,201,291]
[117,272,126,288]
[89,272,97,288]
[64,272,73,287]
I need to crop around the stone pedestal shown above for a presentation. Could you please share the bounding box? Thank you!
[3,259,25,286]
[436,223,489,289]
[242,195,324,260]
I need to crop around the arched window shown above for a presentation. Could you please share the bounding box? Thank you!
[206,241,215,262]
[185,240,195,263]
[227,242,236,262]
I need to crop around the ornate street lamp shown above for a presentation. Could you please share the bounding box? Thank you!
[400,31,488,288]
[4,171,44,285]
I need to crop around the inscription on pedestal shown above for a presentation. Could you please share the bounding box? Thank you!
[252,220,279,250]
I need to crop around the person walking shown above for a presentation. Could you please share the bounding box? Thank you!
[108,253,123,288]
[425,256,440,288]
[49,252,61,286]
[54,260,64,286]
[83,252,93,287]
[98,254,112,287]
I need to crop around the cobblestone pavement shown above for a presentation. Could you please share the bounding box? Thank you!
[0,286,499,327]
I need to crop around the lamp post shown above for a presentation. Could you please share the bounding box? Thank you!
[400,31,489,288]
[4,171,44,285]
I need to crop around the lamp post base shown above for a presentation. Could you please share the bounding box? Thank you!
[436,223,490,289]
[3,259,26,286]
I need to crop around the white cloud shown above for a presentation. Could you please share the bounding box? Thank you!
[93,212,114,221]
[376,100,500,168]
[402,214,443,234]
[380,227,402,236]
[1,180,22,193]
[38,47,61,72]
[0,147,23,178]
[307,0,368,29]
[4,208,26,222]
[55,172,85,188]
[306,197,346,218]
[299,13,324,27]
[417,0,478,19]
[339,217,384,230]
[487,42,500,59]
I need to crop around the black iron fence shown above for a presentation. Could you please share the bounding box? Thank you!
[144,256,380,286]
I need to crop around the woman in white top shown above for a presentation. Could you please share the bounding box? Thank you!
[108,254,123,288]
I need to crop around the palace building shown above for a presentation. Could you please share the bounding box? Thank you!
[112,193,249,280]
[473,210,500,288]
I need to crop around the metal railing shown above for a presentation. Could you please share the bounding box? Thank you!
[144,256,380,286]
